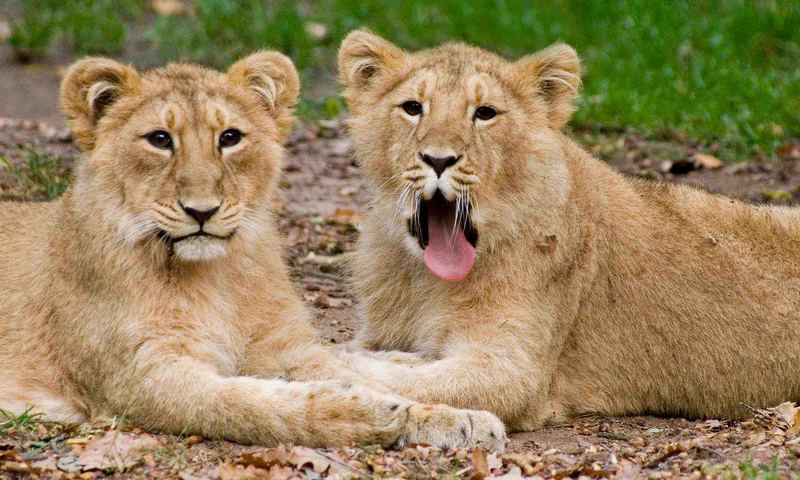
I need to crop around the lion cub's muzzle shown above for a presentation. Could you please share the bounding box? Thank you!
[408,192,478,282]
[156,201,241,262]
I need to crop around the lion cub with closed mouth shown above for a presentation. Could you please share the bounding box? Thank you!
[0,52,505,451]
[339,30,800,431]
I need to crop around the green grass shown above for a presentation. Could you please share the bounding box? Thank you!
[6,0,800,159]
[0,406,45,435]
[707,455,783,480]
[9,0,142,59]
[738,461,781,480]
[8,2,57,62]
[151,0,800,160]
[1,150,71,200]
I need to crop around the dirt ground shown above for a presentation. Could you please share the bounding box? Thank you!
[2,116,800,478]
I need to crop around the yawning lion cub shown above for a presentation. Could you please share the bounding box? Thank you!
[0,52,505,450]
[338,30,800,431]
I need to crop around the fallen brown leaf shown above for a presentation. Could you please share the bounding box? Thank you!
[151,0,185,15]
[77,430,159,471]
[0,21,11,43]
[693,153,724,169]
[219,463,269,480]
[772,401,800,434]
[31,455,58,471]
[0,461,32,474]
[471,449,489,479]
[486,451,503,471]
[330,207,363,227]
[749,401,800,438]
[234,446,361,479]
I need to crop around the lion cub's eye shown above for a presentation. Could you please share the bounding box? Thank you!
[219,129,243,149]
[147,130,173,150]
[474,106,498,121]
[401,101,423,116]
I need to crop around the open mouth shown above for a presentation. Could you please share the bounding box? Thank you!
[408,192,478,282]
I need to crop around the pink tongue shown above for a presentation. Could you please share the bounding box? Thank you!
[423,203,475,282]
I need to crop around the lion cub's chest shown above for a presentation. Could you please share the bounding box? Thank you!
[140,288,248,376]
[362,288,450,358]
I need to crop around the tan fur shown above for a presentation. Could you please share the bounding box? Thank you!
[338,30,800,431]
[0,53,506,450]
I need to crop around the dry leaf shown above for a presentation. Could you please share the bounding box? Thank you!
[304,22,328,40]
[77,431,159,471]
[151,0,185,15]
[772,402,800,435]
[486,451,502,471]
[66,437,90,445]
[290,446,332,473]
[614,464,641,480]
[56,454,82,473]
[219,463,269,480]
[776,141,800,159]
[238,445,292,469]
[330,208,363,226]
[0,20,11,43]
[0,451,21,461]
[31,456,58,471]
[235,446,358,479]
[491,465,524,479]
[0,461,31,474]
[693,153,724,169]
[471,449,488,479]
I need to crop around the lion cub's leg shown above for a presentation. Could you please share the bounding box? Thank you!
[0,376,86,424]
[119,342,505,450]
[239,339,506,450]
[344,345,427,366]
[339,322,552,429]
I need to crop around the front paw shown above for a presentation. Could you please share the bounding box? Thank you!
[397,404,506,452]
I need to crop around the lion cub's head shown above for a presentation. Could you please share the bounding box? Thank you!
[60,52,298,262]
[339,31,580,281]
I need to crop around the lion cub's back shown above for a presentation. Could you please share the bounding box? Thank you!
[0,199,59,302]
[0,199,84,421]
[0,198,56,244]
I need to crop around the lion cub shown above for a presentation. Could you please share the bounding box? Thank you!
[338,30,800,431]
[0,53,505,450]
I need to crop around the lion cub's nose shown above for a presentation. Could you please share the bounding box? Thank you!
[181,203,220,226]
[421,153,460,177]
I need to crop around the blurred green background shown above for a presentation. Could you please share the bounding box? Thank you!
[3,0,799,160]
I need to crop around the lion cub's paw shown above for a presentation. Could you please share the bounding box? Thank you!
[398,404,506,452]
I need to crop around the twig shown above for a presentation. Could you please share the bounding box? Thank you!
[597,432,630,441]
[315,450,372,479]
[696,445,725,460]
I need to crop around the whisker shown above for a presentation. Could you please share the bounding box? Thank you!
[394,184,408,222]
[451,194,461,246]
[120,211,161,245]
[414,192,421,241]
[375,170,407,191]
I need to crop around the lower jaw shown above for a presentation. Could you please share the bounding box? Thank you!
[172,236,228,262]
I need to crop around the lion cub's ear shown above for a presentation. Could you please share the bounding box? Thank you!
[338,29,406,96]
[510,44,582,129]
[60,58,140,151]
[227,51,300,141]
